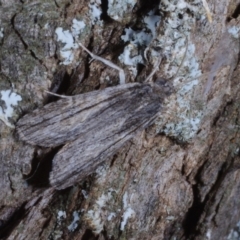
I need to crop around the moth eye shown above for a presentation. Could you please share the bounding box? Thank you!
[154,78,168,87]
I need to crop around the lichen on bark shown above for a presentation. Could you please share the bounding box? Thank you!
[0,0,240,239]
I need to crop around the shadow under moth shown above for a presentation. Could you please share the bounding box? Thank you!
[17,77,173,190]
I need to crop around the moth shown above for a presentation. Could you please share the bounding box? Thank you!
[16,40,176,189]
[17,80,173,189]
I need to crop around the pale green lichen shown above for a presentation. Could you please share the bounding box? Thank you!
[55,19,86,65]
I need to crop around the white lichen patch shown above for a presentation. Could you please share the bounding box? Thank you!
[0,90,22,128]
[118,11,161,77]
[108,0,137,22]
[84,189,116,234]
[85,209,104,234]
[43,23,49,30]
[120,192,135,231]
[227,220,240,240]
[120,208,135,231]
[68,211,80,232]
[228,26,240,39]
[95,165,108,182]
[55,19,86,65]
[143,11,161,38]
[118,45,143,77]
[57,210,66,221]
[89,0,102,25]
[82,189,88,199]
[206,229,212,239]
[161,0,205,18]
[0,27,4,38]
[71,19,86,36]
[107,212,116,221]
[55,28,76,65]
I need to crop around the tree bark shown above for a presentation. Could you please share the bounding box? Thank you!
[0,0,240,239]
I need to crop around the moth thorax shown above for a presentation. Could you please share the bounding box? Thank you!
[154,78,174,96]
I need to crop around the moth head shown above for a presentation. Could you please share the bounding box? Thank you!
[154,78,174,96]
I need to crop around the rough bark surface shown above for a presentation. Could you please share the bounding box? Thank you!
[0,0,240,239]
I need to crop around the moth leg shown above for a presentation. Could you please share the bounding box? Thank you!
[32,83,72,99]
[201,0,213,23]
[43,90,71,99]
[78,42,126,85]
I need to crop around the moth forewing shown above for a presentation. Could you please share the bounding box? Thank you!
[17,83,154,147]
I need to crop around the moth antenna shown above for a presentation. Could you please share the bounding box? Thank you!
[174,71,216,94]
[172,32,188,81]
[78,42,126,84]
[159,32,188,89]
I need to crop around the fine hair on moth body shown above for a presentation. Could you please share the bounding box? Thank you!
[17,41,185,190]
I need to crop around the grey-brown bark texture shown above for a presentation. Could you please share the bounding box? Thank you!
[0,0,240,239]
